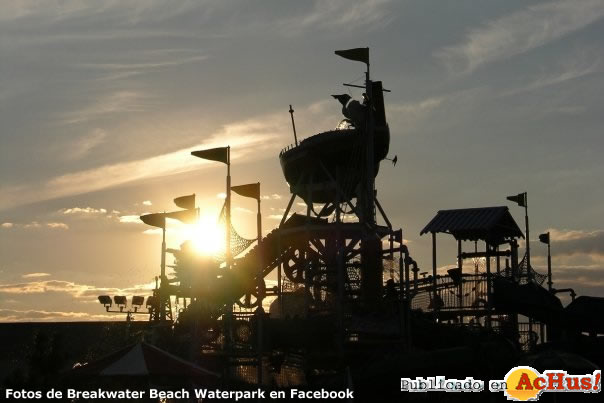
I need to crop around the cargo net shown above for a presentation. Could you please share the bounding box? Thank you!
[215,202,256,260]
[499,252,547,285]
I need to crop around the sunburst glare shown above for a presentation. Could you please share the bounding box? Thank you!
[182,213,225,256]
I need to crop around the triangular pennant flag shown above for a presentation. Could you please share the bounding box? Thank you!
[174,194,195,210]
[231,183,260,200]
[165,208,198,224]
[335,47,369,64]
[539,232,550,245]
[140,213,165,229]
[191,147,228,164]
[506,192,527,207]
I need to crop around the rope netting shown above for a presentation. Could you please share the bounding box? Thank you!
[217,201,256,260]
[498,252,547,285]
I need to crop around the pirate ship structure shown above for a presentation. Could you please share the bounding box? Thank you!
[96,48,603,397]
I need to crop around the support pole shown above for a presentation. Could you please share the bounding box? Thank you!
[224,146,232,377]
[160,225,166,322]
[457,239,463,322]
[336,168,345,355]
[432,232,438,319]
[524,193,531,280]
[226,146,232,269]
[289,105,298,146]
[256,184,263,386]
[485,242,492,329]
[547,235,552,292]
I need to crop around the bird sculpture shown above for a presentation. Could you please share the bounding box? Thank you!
[331,94,367,128]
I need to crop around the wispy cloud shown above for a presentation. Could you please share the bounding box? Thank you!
[0,0,199,24]
[502,51,603,96]
[0,110,291,211]
[437,0,604,73]
[388,96,445,127]
[65,128,107,160]
[548,228,604,256]
[60,91,154,125]
[82,54,207,81]
[21,272,51,279]
[1,222,14,228]
[142,200,152,206]
[0,279,155,298]
[61,206,108,215]
[282,0,394,34]
[119,215,143,224]
[46,222,69,230]
[0,308,116,322]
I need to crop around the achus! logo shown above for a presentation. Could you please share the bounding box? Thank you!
[489,365,601,401]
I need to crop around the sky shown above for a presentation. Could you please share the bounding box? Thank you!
[1,0,603,321]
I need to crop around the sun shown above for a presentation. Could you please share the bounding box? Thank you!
[184,213,225,256]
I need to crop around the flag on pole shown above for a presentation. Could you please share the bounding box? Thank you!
[335,47,369,65]
[191,147,229,164]
[231,183,260,200]
[174,194,195,210]
[140,213,166,229]
[506,192,527,207]
[165,208,198,224]
[539,232,550,245]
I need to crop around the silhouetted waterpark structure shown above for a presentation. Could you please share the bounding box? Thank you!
[87,48,604,399]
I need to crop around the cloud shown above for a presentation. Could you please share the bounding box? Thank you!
[502,51,603,96]
[81,54,207,82]
[2,221,68,229]
[0,111,290,211]
[66,128,107,160]
[388,97,444,126]
[0,279,155,299]
[547,228,604,256]
[0,308,118,322]
[46,222,69,230]
[60,91,154,125]
[21,272,51,278]
[142,200,152,206]
[119,215,143,224]
[0,1,200,26]
[61,206,108,215]
[437,0,604,73]
[283,0,394,33]
[268,214,283,220]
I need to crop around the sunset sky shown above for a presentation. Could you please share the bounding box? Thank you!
[1,0,603,321]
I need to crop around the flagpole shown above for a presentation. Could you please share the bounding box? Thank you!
[160,221,166,322]
[524,192,531,280]
[256,182,263,386]
[226,146,231,269]
[547,233,552,292]
[365,48,375,225]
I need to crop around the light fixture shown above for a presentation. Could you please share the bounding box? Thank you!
[114,295,127,311]
[98,295,112,310]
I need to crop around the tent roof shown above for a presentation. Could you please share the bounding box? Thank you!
[420,206,524,243]
[70,342,220,380]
